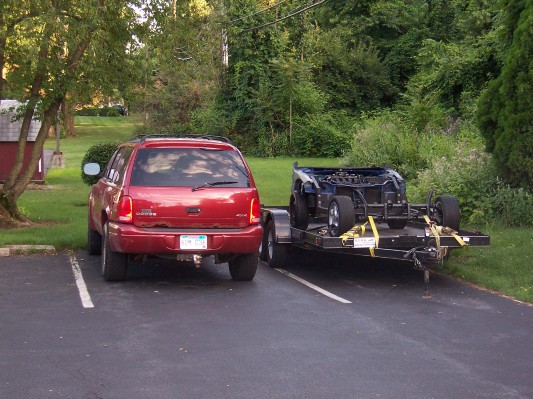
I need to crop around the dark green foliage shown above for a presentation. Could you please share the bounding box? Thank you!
[80,142,120,186]
[483,181,533,227]
[292,112,354,157]
[477,0,533,188]
[306,27,396,113]
[76,107,121,117]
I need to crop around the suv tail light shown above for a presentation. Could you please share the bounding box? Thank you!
[117,195,133,223]
[250,197,260,225]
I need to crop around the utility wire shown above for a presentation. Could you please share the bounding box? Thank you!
[241,0,329,32]
[229,0,292,24]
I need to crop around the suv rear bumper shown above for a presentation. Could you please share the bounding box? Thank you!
[107,222,263,255]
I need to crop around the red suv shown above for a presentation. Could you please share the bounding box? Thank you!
[83,135,263,281]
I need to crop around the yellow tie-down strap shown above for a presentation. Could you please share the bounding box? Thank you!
[340,216,380,257]
[423,215,467,247]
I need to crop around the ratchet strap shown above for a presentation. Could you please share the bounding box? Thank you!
[340,216,380,257]
[423,215,467,247]
[368,216,379,257]
[340,222,367,244]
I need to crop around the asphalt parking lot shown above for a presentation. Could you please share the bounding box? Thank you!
[1,250,532,399]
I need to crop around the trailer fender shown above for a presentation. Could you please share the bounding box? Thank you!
[261,209,292,244]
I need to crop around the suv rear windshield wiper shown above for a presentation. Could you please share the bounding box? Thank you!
[191,181,239,191]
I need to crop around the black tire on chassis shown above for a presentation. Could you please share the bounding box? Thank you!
[88,222,102,256]
[229,253,258,281]
[328,196,355,237]
[101,222,128,281]
[387,219,408,229]
[289,191,309,230]
[434,195,461,231]
[264,220,288,268]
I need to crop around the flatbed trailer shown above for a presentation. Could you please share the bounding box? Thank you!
[259,206,490,297]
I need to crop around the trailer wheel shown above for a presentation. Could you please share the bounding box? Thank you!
[264,220,288,268]
[290,191,309,230]
[328,196,355,237]
[434,195,461,231]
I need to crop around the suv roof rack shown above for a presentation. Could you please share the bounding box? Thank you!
[132,133,233,144]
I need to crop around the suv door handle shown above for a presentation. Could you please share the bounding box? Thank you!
[186,207,201,214]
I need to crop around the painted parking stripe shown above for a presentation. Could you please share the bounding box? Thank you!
[274,268,352,304]
[69,254,94,309]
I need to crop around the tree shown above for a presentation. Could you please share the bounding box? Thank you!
[477,0,533,188]
[0,0,136,225]
[130,0,222,132]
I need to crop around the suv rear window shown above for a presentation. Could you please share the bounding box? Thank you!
[130,148,251,187]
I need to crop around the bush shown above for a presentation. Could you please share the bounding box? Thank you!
[292,112,353,157]
[80,141,121,186]
[410,146,533,227]
[409,147,494,222]
[254,128,290,157]
[76,107,120,117]
[482,180,533,227]
[341,111,427,180]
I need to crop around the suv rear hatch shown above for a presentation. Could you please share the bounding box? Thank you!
[126,146,258,229]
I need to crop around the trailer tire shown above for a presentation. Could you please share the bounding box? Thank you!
[328,196,355,237]
[290,191,309,230]
[264,220,288,268]
[434,195,461,231]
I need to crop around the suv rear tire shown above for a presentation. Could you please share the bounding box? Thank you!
[102,222,128,281]
[88,220,102,256]
[229,253,258,281]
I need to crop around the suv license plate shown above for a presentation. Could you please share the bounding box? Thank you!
[180,235,208,249]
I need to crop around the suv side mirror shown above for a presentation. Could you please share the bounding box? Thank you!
[83,163,101,176]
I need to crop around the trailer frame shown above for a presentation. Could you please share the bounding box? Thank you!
[260,206,490,297]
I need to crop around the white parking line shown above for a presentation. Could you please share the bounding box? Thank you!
[274,268,352,304]
[69,254,94,309]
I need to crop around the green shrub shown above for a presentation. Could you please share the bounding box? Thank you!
[409,147,494,223]
[80,141,121,186]
[341,111,426,179]
[292,112,353,157]
[76,107,120,117]
[483,180,533,227]
[411,148,533,227]
[253,128,290,157]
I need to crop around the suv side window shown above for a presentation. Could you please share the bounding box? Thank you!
[104,147,133,185]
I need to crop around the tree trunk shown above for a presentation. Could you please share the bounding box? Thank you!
[0,100,63,221]
[289,96,293,146]
[62,96,76,137]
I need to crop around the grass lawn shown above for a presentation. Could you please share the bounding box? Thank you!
[3,116,532,303]
[445,227,533,302]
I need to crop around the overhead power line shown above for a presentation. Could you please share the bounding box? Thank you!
[229,0,292,24]
[241,0,329,32]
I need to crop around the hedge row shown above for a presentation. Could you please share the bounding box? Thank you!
[76,107,122,117]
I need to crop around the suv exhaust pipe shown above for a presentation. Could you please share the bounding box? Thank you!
[177,253,203,267]
[193,254,202,268]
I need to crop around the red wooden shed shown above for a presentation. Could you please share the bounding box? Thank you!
[0,100,45,183]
